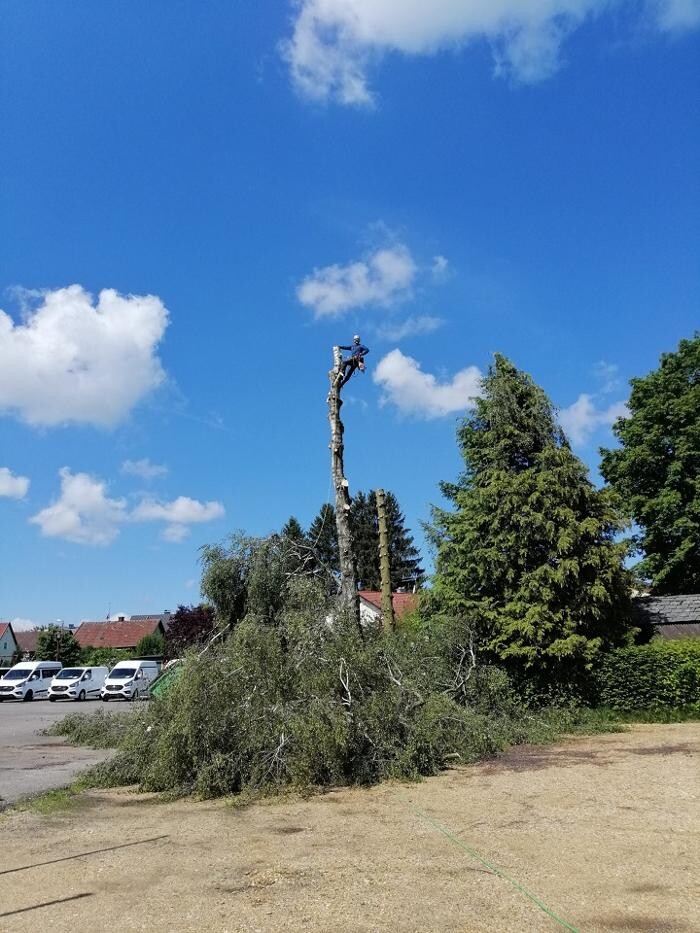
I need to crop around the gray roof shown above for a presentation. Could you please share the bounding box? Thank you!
[633,595,700,638]
[633,595,700,625]
[130,611,172,631]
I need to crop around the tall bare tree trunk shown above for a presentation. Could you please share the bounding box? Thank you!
[328,347,360,627]
[375,488,395,631]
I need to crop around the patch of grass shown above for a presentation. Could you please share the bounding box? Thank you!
[10,777,94,817]
[44,708,139,748]
[596,706,700,724]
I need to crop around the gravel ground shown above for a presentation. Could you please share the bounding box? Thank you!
[0,700,127,809]
[0,723,698,932]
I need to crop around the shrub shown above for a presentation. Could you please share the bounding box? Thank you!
[135,632,165,657]
[595,639,700,711]
[81,647,132,668]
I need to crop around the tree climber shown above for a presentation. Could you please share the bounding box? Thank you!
[338,335,370,388]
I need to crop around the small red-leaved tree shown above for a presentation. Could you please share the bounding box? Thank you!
[165,604,217,660]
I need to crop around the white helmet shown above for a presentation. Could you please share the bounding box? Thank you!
[353,334,360,342]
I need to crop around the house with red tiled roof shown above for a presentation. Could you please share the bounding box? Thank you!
[74,617,165,650]
[0,623,18,664]
[359,591,419,626]
[14,628,40,660]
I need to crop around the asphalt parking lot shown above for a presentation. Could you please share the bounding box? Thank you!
[0,700,116,809]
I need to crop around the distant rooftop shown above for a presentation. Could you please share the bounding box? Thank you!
[634,594,700,639]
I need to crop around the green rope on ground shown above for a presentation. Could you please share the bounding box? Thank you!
[398,794,580,933]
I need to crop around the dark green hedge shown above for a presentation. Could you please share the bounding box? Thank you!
[595,639,700,711]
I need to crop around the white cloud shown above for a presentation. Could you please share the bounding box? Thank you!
[655,0,700,30]
[559,394,628,445]
[162,523,191,543]
[592,361,621,394]
[373,348,482,418]
[9,617,39,632]
[0,467,30,499]
[121,458,169,480]
[297,244,416,318]
[375,315,444,341]
[131,496,225,544]
[283,0,700,104]
[431,255,450,280]
[30,468,128,545]
[0,285,169,427]
[30,470,225,546]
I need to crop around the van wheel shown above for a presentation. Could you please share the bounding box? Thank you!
[49,697,56,702]
[78,690,86,701]
[131,689,139,702]
[23,690,33,702]
[102,697,109,702]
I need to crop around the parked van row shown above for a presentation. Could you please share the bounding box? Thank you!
[0,659,161,702]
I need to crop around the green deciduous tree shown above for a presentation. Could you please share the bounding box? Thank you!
[135,632,166,657]
[201,532,322,629]
[35,625,82,665]
[430,354,633,696]
[601,333,700,594]
[200,532,261,629]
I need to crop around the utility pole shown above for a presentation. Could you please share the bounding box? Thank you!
[328,347,360,629]
[375,488,395,631]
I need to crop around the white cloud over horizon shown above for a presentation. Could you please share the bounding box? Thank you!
[297,244,416,318]
[8,617,39,632]
[121,458,169,480]
[283,0,700,105]
[30,469,225,546]
[0,285,169,427]
[0,467,30,499]
[373,348,482,418]
[559,393,628,445]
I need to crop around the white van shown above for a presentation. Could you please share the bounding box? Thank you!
[0,661,63,701]
[101,660,160,701]
[49,666,109,702]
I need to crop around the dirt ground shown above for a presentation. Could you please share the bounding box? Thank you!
[0,724,697,933]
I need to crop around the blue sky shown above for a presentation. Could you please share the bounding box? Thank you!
[1,1,698,627]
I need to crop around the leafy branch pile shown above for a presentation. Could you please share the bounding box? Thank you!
[84,580,608,798]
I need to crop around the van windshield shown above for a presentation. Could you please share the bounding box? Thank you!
[55,668,84,680]
[3,669,30,680]
[110,668,136,680]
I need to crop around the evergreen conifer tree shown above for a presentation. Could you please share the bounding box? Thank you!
[430,354,632,695]
[308,494,423,591]
[281,516,306,544]
[280,516,309,575]
[307,504,339,571]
